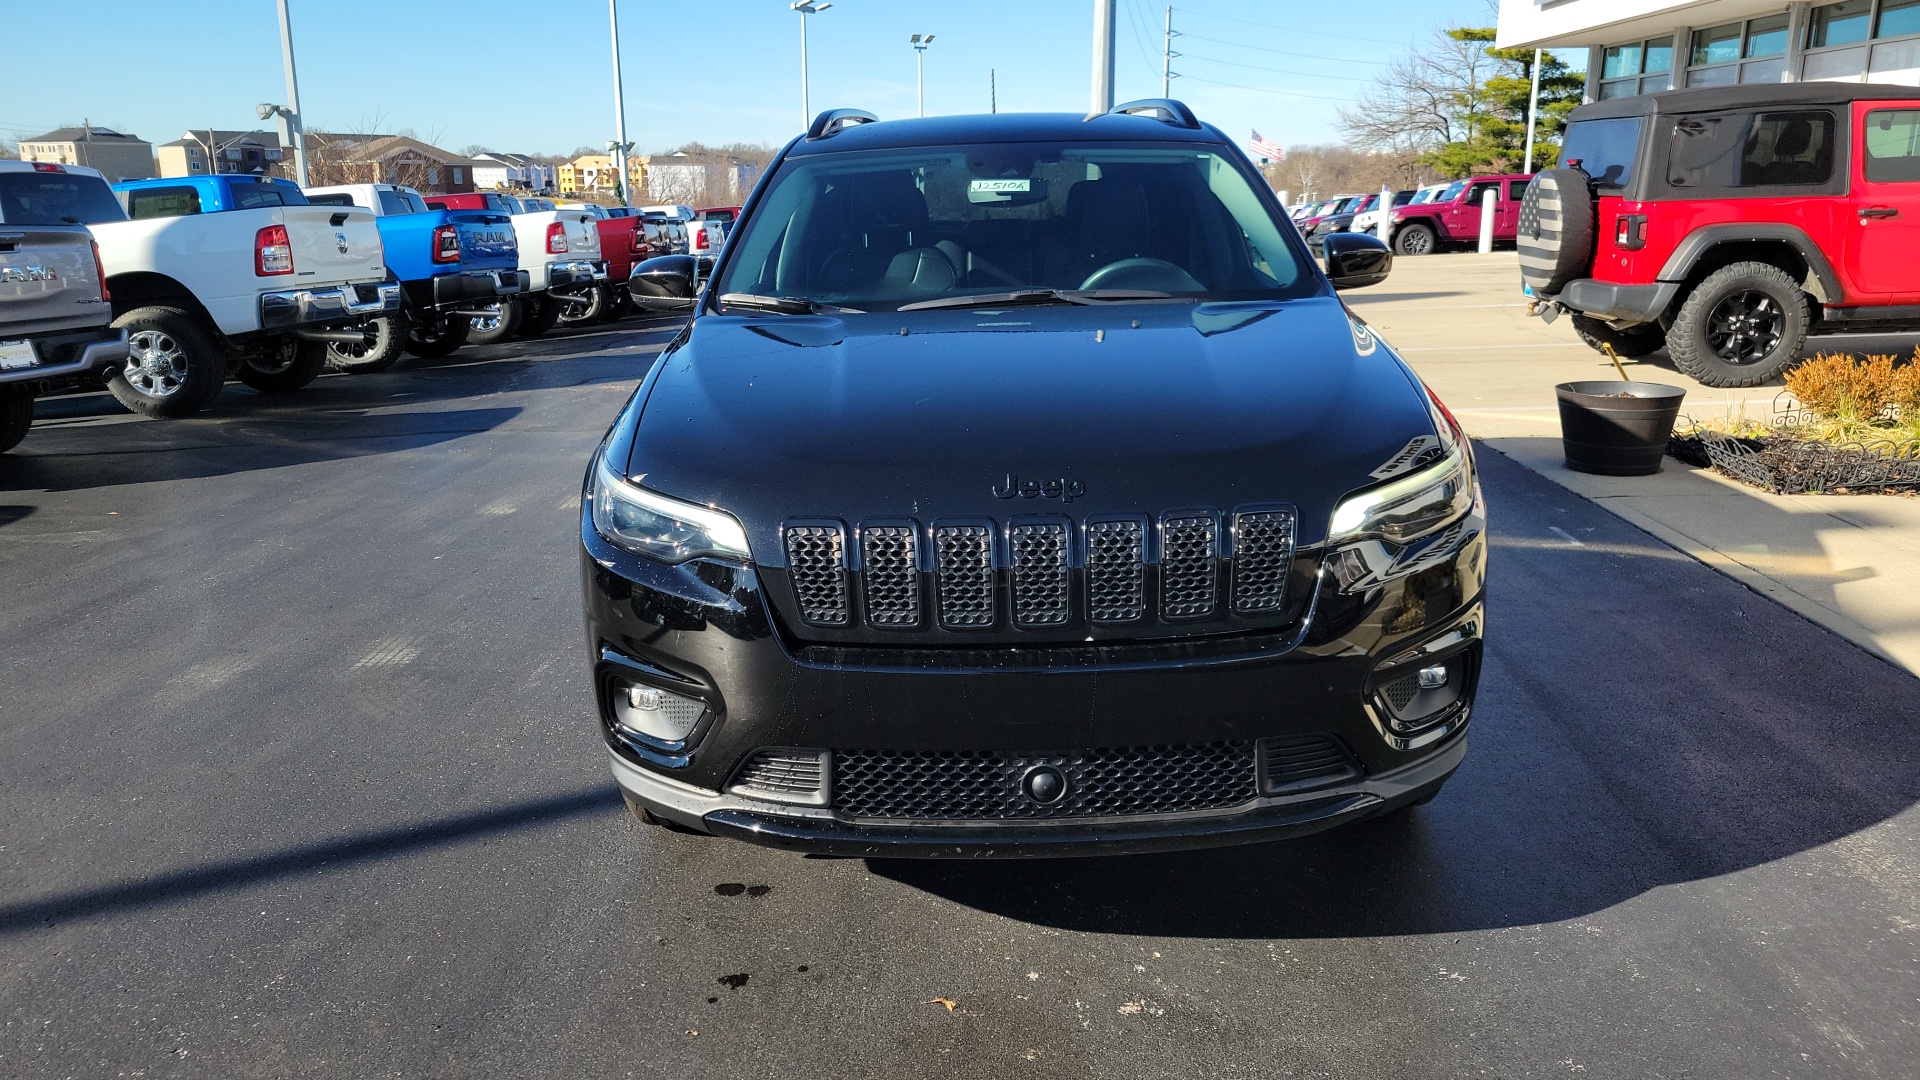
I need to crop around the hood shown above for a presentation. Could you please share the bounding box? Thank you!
[624,296,1437,563]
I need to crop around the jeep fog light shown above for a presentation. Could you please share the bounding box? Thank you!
[610,679,706,743]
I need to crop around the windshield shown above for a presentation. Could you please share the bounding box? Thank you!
[0,171,128,225]
[715,142,1312,311]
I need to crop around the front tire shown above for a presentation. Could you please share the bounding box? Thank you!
[325,316,405,374]
[1393,222,1438,256]
[0,386,33,454]
[465,298,521,346]
[108,306,227,418]
[1571,314,1666,359]
[403,312,471,359]
[1665,261,1809,388]
[235,337,328,393]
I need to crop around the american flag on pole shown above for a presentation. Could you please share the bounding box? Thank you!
[1250,130,1285,162]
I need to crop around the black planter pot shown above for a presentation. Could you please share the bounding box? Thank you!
[1555,380,1687,476]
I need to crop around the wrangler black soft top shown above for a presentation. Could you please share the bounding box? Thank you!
[1571,80,1920,122]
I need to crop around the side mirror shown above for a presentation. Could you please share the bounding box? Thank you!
[628,254,708,311]
[1323,233,1392,290]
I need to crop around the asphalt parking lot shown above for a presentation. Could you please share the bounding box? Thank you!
[4,313,1919,1079]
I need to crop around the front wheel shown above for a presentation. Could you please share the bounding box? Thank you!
[325,316,405,374]
[0,385,33,454]
[403,312,471,359]
[1393,222,1438,256]
[465,298,522,346]
[1665,261,1810,387]
[1571,314,1666,360]
[107,306,227,418]
[235,337,328,393]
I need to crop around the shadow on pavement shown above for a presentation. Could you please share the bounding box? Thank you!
[871,449,1920,936]
[0,786,622,935]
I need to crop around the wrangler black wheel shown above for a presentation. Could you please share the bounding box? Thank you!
[1393,222,1437,256]
[1666,262,1808,388]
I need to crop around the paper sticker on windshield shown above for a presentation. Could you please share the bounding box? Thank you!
[969,178,1041,204]
[970,179,1031,194]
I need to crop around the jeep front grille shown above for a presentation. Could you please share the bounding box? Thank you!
[832,741,1259,820]
[781,509,1298,634]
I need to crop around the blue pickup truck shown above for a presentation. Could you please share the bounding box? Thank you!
[303,183,527,371]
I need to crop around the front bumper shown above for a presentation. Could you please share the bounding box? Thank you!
[0,327,129,387]
[547,260,610,289]
[259,281,402,332]
[612,734,1465,858]
[1558,278,1680,325]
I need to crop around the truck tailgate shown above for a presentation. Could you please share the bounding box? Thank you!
[443,210,518,269]
[0,224,109,337]
[281,206,386,285]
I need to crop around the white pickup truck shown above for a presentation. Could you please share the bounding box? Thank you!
[71,171,398,416]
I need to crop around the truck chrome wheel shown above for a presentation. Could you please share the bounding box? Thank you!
[124,330,190,398]
[1705,291,1784,365]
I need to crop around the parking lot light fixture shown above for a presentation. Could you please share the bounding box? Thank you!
[793,1,832,129]
[912,34,935,118]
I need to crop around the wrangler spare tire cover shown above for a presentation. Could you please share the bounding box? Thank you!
[1517,168,1595,296]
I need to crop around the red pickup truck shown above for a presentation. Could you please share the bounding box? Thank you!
[1388,173,1535,256]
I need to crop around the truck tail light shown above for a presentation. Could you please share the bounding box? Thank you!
[91,240,110,302]
[255,225,294,276]
[1615,214,1648,252]
[695,227,709,251]
[546,222,569,254]
[432,224,461,264]
[630,225,646,254]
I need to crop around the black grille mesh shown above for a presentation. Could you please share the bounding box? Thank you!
[934,525,995,628]
[1161,515,1219,619]
[833,742,1258,820]
[1380,670,1422,711]
[1086,519,1146,623]
[1010,522,1069,627]
[785,525,848,627]
[861,526,921,627]
[1232,510,1296,613]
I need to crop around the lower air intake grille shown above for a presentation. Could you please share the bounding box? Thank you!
[785,525,849,627]
[1010,522,1069,627]
[1259,734,1362,794]
[934,524,995,628]
[729,750,829,806]
[1161,515,1219,619]
[1086,519,1146,623]
[833,742,1257,820]
[1232,510,1296,613]
[1380,670,1422,712]
[861,525,921,627]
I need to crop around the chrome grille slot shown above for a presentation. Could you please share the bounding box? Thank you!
[785,524,849,627]
[1232,510,1296,614]
[1086,519,1146,623]
[1010,522,1070,627]
[860,525,921,628]
[729,749,829,806]
[1160,514,1218,619]
[934,524,995,628]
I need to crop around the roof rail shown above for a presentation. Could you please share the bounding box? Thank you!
[1098,98,1201,129]
[806,109,879,141]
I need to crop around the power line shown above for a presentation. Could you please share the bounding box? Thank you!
[1178,49,1375,82]
[1178,30,1389,65]
[1172,5,1402,45]
[1173,72,1360,104]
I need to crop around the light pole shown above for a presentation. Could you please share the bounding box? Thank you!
[910,34,935,117]
[273,0,309,186]
[609,0,633,206]
[792,1,832,130]
[1091,0,1116,115]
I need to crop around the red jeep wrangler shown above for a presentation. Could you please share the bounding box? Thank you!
[1522,83,1920,388]
[1389,173,1534,256]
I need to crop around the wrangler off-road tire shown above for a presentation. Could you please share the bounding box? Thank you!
[1571,314,1666,359]
[1517,169,1596,295]
[1393,222,1438,256]
[108,306,227,418]
[1665,261,1809,388]
[0,386,33,455]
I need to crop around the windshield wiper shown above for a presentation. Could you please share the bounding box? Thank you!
[897,288,1174,312]
[717,293,863,315]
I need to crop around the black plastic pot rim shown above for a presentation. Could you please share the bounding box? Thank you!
[1556,380,1687,403]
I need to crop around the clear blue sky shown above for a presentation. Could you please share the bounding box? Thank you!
[3,0,1527,158]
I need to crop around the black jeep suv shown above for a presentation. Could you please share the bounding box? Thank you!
[582,102,1486,857]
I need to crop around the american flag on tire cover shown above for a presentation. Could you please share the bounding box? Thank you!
[1251,131,1285,162]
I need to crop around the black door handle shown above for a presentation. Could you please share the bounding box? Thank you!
[1860,206,1900,219]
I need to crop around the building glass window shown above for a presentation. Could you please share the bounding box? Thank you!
[1693,23,1744,66]
[1881,0,1920,38]
[1644,40,1675,74]
[1745,14,1792,58]
[1600,36,1675,98]
[1811,0,1874,46]
[1604,44,1643,79]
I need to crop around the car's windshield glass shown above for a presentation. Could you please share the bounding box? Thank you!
[1438,180,1468,202]
[0,172,128,225]
[1560,117,1644,187]
[715,141,1312,311]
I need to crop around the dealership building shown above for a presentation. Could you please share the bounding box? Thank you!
[1498,1,1920,101]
